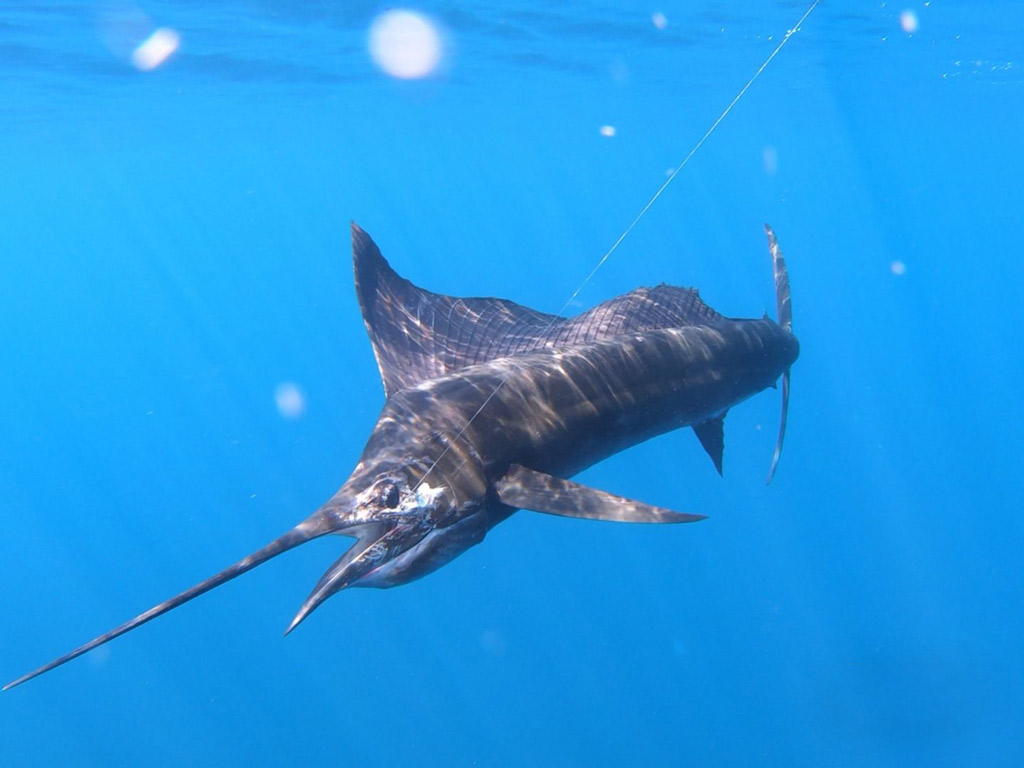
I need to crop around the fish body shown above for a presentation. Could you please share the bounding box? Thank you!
[5,223,798,689]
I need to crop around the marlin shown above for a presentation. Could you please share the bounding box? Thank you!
[5,222,798,689]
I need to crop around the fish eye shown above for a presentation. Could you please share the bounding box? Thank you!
[378,482,400,509]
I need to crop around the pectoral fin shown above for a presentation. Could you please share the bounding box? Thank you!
[494,464,706,524]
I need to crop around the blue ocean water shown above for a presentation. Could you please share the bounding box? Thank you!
[2,1,1022,764]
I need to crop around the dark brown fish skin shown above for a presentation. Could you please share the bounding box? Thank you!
[347,311,798,586]
[351,222,728,399]
[4,223,797,690]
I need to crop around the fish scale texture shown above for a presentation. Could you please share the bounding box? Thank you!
[352,223,723,397]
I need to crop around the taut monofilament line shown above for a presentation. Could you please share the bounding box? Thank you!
[414,0,819,492]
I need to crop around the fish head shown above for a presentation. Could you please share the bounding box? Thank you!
[327,465,453,531]
[287,464,458,633]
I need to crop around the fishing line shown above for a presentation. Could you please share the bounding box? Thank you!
[414,0,819,492]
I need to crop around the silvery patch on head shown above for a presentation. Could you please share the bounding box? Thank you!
[414,480,444,510]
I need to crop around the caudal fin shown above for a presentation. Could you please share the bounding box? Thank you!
[764,223,792,484]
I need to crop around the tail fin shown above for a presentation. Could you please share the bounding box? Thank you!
[4,514,331,691]
[764,223,792,484]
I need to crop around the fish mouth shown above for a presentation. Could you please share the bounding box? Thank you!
[284,520,429,635]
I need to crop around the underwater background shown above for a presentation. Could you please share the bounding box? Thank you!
[2,1,1022,765]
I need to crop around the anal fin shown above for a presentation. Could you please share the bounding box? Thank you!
[494,464,706,524]
[692,414,725,475]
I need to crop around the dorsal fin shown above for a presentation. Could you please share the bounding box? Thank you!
[351,223,723,396]
[352,223,557,397]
